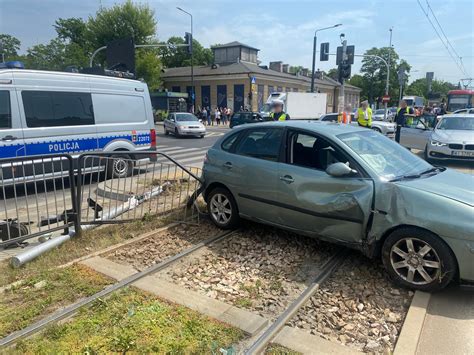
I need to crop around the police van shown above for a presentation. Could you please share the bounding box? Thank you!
[0,65,156,184]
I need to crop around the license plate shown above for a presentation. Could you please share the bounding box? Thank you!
[452,151,474,157]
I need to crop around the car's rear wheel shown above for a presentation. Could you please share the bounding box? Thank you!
[207,187,239,229]
[382,227,456,292]
[107,154,133,179]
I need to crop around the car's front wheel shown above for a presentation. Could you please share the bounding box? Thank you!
[207,187,239,229]
[382,227,457,292]
[372,127,382,133]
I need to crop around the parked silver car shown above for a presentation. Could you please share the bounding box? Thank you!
[373,108,395,121]
[163,112,206,138]
[320,113,396,137]
[202,121,474,291]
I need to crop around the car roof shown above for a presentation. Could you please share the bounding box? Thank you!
[440,114,474,118]
[231,120,365,135]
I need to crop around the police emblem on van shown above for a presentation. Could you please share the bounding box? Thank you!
[132,130,137,143]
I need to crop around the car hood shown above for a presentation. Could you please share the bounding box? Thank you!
[177,121,203,126]
[397,169,474,207]
[432,129,474,143]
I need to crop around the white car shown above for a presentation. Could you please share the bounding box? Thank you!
[319,113,396,137]
[453,108,474,114]
[373,108,395,121]
[163,112,206,138]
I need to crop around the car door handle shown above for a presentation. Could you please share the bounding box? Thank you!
[1,135,17,141]
[223,162,233,169]
[279,175,294,183]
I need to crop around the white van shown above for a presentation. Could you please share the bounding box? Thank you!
[0,68,156,182]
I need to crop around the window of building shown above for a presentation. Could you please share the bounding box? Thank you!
[22,91,94,128]
[235,128,283,161]
[277,86,283,92]
[171,86,181,92]
[0,91,11,129]
[268,86,274,95]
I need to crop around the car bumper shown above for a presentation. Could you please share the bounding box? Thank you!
[178,128,206,136]
[427,144,474,161]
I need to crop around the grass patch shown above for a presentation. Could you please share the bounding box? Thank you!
[0,213,176,287]
[265,344,301,354]
[13,288,243,354]
[0,264,112,337]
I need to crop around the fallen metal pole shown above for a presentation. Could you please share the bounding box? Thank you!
[245,249,348,355]
[11,185,166,268]
[0,229,236,348]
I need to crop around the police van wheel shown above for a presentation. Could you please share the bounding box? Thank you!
[108,154,132,179]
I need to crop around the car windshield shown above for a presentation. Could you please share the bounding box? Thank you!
[175,113,199,122]
[437,116,474,130]
[337,130,432,181]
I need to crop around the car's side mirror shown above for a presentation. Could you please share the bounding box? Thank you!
[326,162,357,177]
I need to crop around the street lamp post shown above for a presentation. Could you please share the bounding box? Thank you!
[177,7,194,112]
[385,27,393,119]
[311,23,342,93]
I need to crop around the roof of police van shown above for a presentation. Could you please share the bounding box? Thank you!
[0,68,144,85]
[231,120,367,136]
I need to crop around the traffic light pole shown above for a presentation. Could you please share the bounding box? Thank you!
[338,40,347,113]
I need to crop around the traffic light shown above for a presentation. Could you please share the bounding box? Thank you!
[184,32,193,54]
[338,62,351,83]
[320,42,329,61]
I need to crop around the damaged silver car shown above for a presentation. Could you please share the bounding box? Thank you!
[202,121,474,292]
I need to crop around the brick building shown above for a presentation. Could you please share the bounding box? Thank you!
[161,41,361,113]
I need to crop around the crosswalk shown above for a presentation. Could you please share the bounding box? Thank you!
[155,145,211,168]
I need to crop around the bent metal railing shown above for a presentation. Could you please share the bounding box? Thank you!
[0,151,203,248]
[0,154,79,248]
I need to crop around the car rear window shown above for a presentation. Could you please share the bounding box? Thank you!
[235,128,283,161]
[0,91,11,129]
[22,91,94,128]
[221,133,240,151]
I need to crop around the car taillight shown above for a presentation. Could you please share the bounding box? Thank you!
[150,129,156,148]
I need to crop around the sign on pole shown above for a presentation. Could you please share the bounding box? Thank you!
[382,95,390,103]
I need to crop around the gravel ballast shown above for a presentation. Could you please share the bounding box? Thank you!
[168,226,337,320]
[105,221,220,270]
[288,255,413,353]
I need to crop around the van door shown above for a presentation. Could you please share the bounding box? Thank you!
[0,89,25,159]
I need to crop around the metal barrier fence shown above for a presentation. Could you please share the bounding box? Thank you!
[76,152,203,230]
[0,154,79,248]
[0,151,203,248]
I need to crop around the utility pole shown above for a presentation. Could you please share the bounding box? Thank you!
[339,36,347,113]
[177,7,194,112]
[385,27,393,120]
[310,24,342,92]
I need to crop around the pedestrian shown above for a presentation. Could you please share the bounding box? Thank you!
[201,107,207,125]
[215,107,221,125]
[226,107,232,124]
[394,100,415,143]
[270,99,290,121]
[221,107,227,125]
[206,106,211,126]
[355,100,372,128]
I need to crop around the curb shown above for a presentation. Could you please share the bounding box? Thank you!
[393,291,431,355]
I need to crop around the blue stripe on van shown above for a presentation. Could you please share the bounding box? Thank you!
[0,133,151,159]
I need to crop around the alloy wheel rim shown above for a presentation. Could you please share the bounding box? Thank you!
[390,237,441,285]
[113,159,128,175]
[210,194,232,225]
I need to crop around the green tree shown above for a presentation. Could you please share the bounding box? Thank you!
[136,49,162,91]
[0,34,21,60]
[325,68,339,81]
[54,18,88,46]
[289,65,304,74]
[406,78,456,99]
[160,36,213,68]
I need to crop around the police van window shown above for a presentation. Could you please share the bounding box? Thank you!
[22,91,94,128]
[0,91,11,129]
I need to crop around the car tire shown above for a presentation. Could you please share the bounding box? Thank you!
[107,154,133,179]
[381,227,457,292]
[424,145,433,163]
[199,134,205,138]
[164,126,169,135]
[174,128,180,138]
[372,127,382,133]
[207,187,239,229]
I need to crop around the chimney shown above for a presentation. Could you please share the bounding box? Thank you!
[282,64,289,73]
[269,61,283,72]
[301,68,309,76]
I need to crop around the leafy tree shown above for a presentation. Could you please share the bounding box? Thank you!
[325,68,339,81]
[160,36,213,68]
[406,78,456,99]
[54,18,88,46]
[0,34,21,59]
[24,38,88,70]
[289,65,304,74]
[136,48,162,91]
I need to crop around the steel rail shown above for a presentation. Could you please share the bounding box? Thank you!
[0,229,238,348]
[245,248,349,355]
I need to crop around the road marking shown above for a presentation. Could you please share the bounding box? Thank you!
[156,146,201,153]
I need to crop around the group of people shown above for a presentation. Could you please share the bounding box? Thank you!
[197,106,232,126]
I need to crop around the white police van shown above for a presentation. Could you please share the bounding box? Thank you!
[0,65,156,183]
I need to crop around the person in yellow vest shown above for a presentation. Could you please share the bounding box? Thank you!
[270,99,290,121]
[355,100,372,128]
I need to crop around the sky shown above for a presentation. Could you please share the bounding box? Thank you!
[1,0,473,84]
